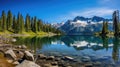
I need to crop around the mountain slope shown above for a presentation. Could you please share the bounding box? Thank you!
[59,16,112,35]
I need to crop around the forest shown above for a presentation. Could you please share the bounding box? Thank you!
[0,10,62,35]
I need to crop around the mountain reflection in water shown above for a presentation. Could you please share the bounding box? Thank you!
[13,35,120,62]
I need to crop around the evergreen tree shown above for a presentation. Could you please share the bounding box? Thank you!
[20,14,25,33]
[0,17,2,31]
[113,10,119,36]
[12,16,17,33]
[37,19,42,32]
[101,21,108,35]
[17,13,21,33]
[33,16,38,33]
[25,14,31,32]
[31,17,34,32]
[0,10,62,34]
[1,11,7,32]
[7,10,13,31]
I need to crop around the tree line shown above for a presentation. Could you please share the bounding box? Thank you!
[101,10,120,36]
[0,10,62,34]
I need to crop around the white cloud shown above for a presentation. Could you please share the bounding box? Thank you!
[71,8,114,17]
[57,7,114,22]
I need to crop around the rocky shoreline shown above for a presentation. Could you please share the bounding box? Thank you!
[0,36,116,67]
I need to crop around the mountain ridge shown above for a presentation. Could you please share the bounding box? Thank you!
[53,16,113,35]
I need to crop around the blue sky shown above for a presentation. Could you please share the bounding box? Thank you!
[0,0,119,23]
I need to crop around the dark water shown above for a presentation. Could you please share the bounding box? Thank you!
[14,35,120,66]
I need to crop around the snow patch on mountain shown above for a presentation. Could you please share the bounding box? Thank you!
[52,16,112,35]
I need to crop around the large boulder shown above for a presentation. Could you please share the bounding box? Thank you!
[5,49,17,60]
[23,51,34,61]
[16,60,40,67]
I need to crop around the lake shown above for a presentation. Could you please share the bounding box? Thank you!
[13,35,120,66]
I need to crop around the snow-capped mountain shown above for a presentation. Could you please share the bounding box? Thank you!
[58,16,112,35]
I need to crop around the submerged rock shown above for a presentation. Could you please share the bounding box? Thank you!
[24,51,34,61]
[16,60,40,67]
[81,56,91,62]
[5,49,17,60]
[64,56,74,61]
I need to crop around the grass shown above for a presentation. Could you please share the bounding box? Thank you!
[94,31,114,37]
[0,30,57,37]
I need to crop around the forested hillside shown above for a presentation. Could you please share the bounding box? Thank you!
[0,10,62,35]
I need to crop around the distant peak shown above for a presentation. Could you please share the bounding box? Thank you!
[72,16,112,22]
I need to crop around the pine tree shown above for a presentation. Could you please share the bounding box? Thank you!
[31,17,34,32]
[37,20,42,32]
[17,13,21,33]
[105,21,109,33]
[0,10,62,34]
[7,10,13,31]
[101,21,108,36]
[25,14,31,32]
[20,14,25,33]
[113,10,119,36]
[0,17,2,31]
[12,16,17,33]
[33,16,38,33]
[1,11,7,32]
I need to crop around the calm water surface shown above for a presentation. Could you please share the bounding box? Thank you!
[14,35,120,66]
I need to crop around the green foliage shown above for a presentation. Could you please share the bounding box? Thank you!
[33,16,38,33]
[7,10,13,31]
[12,16,17,33]
[1,11,7,32]
[25,14,31,32]
[0,10,62,35]
[101,21,109,36]
[113,10,120,36]
[0,17,2,31]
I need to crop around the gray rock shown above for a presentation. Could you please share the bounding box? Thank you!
[11,39,17,42]
[93,61,101,66]
[81,56,91,62]
[13,61,19,65]
[16,60,40,67]
[17,51,24,58]
[64,56,74,61]
[43,63,58,67]
[14,50,24,59]
[6,59,13,63]
[38,54,46,59]
[55,58,61,61]
[17,45,22,49]
[51,62,58,66]
[84,62,93,67]
[47,56,55,60]
[21,45,27,49]
[5,49,17,60]
[24,51,34,61]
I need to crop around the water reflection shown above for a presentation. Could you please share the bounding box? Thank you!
[14,35,120,62]
[112,37,120,62]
